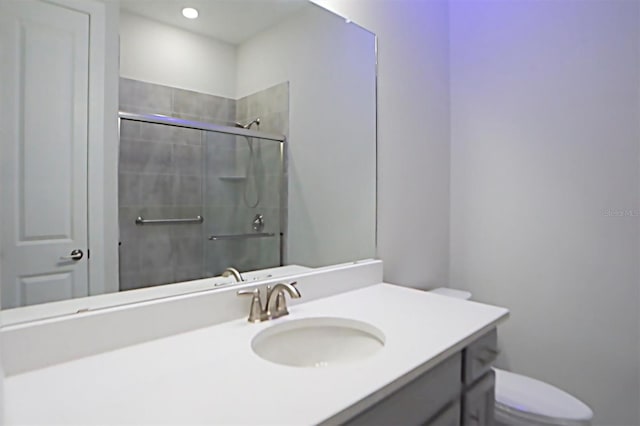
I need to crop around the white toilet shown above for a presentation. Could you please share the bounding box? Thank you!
[430,288,594,426]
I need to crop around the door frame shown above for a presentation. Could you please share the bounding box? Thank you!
[56,0,120,296]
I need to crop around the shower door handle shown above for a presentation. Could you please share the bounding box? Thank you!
[60,249,83,261]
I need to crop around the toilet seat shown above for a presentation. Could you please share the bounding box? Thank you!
[494,368,593,426]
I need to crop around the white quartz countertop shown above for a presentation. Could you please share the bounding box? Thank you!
[5,284,509,425]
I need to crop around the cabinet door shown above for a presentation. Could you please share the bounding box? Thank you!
[0,0,90,308]
[342,353,462,426]
[426,401,461,426]
[463,370,495,426]
[463,329,498,385]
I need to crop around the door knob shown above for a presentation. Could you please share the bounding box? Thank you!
[60,249,83,261]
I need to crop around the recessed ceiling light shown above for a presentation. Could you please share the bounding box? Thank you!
[182,7,199,19]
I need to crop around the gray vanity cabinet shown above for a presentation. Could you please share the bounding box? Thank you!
[338,329,499,426]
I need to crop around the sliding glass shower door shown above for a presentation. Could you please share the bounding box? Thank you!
[118,114,284,291]
[202,132,284,277]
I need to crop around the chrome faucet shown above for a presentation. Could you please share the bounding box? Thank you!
[237,282,301,322]
[222,267,244,282]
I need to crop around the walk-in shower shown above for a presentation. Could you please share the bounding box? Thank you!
[117,112,285,291]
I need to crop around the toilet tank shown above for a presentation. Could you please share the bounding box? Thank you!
[430,287,472,300]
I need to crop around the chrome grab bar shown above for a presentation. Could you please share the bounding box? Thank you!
[208,232,275,241]
[135,216,204,225]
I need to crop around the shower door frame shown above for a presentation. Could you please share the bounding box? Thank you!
[118,112,285,142]
[117,111,287,279]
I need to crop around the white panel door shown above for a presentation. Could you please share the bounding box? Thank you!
[0,0,90,309]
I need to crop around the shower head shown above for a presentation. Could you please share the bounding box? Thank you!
[234,118,261,129]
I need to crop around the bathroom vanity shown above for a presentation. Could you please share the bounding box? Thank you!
[342,329,498,425]
[2,261,508,425]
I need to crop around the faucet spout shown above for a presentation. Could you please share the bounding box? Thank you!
[222,267,244,282]
[266,282,301,318]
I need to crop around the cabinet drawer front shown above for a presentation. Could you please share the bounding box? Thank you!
[343,353,462,426]
[427,401,461,426]
[463,370,496,426]
[463,329,498,385]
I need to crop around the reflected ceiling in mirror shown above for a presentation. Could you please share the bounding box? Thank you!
[119,0,309,44]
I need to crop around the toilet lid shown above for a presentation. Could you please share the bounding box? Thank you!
[494,368,593,421]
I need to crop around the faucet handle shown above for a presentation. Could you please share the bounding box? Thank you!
[237,288,265,323]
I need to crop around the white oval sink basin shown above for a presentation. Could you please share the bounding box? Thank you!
[251,317,385,368]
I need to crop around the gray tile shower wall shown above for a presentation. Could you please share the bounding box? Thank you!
[236,82,289,134]
[118,78,237,290]
[118,119,206,290]
[120,78,236,125]
[202,83,289,276]
[241,83,289,218]
[118,78,288,290]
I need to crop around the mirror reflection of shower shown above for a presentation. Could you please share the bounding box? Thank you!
[116,78,287,289]
[235,118,262,208]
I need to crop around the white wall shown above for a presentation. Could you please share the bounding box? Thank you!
[236,4,377,267]
[88,0,120,296]
[119,12,236,98]
[449,0,640,424]
[313,0,451,288]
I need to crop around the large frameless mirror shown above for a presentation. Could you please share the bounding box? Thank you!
[0,0,377,323]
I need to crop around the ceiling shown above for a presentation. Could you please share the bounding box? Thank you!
[119,0,309,45]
